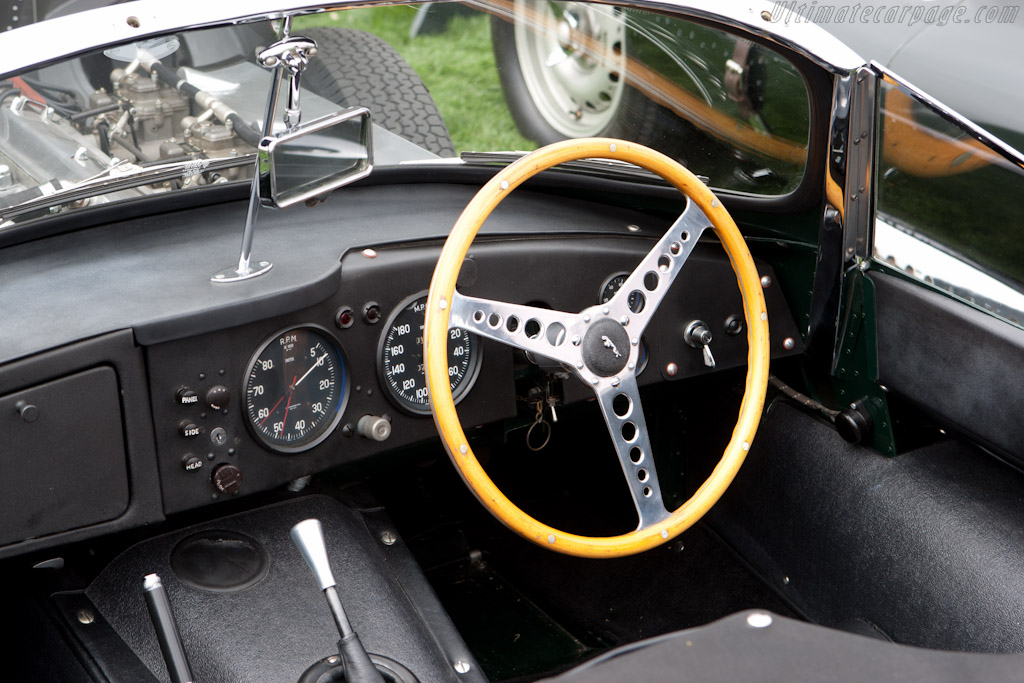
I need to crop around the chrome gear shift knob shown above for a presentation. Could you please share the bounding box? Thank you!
[291,518,337,591]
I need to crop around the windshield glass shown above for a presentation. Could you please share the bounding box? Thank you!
[0,1,810,227]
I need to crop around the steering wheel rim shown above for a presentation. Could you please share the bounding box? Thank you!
[424,138,769,558]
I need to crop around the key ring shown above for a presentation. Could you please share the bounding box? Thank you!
[526,400,552,451]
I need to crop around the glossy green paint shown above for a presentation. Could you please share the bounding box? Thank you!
[832,265,896,456]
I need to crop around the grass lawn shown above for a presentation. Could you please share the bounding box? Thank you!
[296,6,533,154]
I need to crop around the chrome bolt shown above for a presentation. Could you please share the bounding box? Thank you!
[454,660,472,674]
[361,248,377,258]
[747,612,773,628]
[380,530,397,546]
[602,307,610,315]
[591,377,599,385]
[576,361,584,369]
[631,338,638,346]
[760,275,772,288]
[611,378,620,387]
[571,335,581,346]
[665,363,678,377]
[583,314,591,323]
[619,316,629,326]
[76,609,95,625]
[783,576,791,585]
[783,337,795,350]
[627,224,640,233]
[287,475,312,492]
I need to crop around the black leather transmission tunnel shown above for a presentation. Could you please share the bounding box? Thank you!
[141,517,417,683]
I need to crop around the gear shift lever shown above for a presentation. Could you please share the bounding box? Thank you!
[291,519,385,683]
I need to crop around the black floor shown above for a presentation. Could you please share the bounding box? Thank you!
[369,429,796,679]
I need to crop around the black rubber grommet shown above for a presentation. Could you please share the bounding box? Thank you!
[169,530,269,592]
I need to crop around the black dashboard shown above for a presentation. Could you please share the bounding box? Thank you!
[0,177,803,560]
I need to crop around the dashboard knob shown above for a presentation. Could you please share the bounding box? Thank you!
[211,463,242,494]
[206,385,231,410]
[176,388,199,406]
[178,421,203,438]
[182,454,204,472]
[15,400,39,423]
[356,415,392,442]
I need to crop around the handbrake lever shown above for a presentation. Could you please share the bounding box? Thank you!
[143,573,195,683]
[291,519,385,683]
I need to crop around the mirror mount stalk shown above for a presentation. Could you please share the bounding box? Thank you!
[211,18,373,284]
[212,17,315,284]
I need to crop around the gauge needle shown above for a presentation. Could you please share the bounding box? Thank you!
[281,378,296,433]
[260,393,287,427]
[260,375,298,428]
[293,353,328,389]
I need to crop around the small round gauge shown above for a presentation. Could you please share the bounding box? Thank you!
[599,271,646,313]
[243,326,348,453]
[378,292,482,415]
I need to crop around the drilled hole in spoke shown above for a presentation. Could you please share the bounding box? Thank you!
[621,421,637,442]
[643,486,652,497]
[612,393,631,417]
[545,322,566,346]
[669,242,682,256]
[658,255,671,273]
[637,468,649,482]
[525,319,542,339]
[487,313,501,329]
[629,447,643,464]
[681,230,690,242]
[628,291,645,314]
[473,310,485,323]
[506,316,520,333]
[643,271,659,291]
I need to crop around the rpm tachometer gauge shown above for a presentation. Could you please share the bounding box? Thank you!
[244,326,348,453]
[379,292,481,415]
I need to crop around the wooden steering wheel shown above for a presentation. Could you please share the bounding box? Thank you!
[424,138,769,558]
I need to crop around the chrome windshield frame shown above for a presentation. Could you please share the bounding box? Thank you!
[0,0,866,80]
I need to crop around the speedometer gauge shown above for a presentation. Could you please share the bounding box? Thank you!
[243,326,348,453]
[378,292,481,415]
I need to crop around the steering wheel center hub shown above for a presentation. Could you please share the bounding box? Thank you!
[581,318,630,377]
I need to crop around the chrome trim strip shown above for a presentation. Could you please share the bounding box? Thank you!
[0,0,866,79]
[871,61,1024,172]
[0,154,255,222]
[844,66,876,262]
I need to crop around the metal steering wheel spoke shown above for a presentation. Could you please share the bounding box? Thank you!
[449,290,584,368]
[593,373,671,529]
[603,200,711,335]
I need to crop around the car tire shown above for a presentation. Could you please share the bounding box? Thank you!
[301,27,455,157]
[490,1,654,145]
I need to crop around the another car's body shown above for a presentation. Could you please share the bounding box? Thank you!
[2,2,1024,682]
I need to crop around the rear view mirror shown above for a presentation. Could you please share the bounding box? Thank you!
[258,107,373,208]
